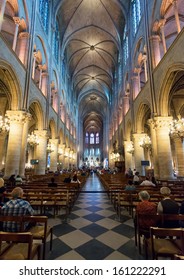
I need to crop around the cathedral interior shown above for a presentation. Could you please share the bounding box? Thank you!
[0,0,184,179]
[0,0,184,262]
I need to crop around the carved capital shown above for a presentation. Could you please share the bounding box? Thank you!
[6,110,32,124]
[13,17,21,25]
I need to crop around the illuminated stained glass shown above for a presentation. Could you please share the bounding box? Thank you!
[131,0,142,36]
[53,21,59,62]
[39,0,49,33]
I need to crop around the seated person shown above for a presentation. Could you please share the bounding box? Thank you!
[63,175,71,183]
[124,180,136,191]
[157,186,179,227]
[15,175,23,185]
[136,190,157,233]
[0,178,8,206]
[179,201,184,227]
[139,177,156,187]
[48,177,58,188]
[1,187,34,232]
[71,174,81,184]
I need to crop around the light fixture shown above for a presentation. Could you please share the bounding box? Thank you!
[27,132,39,146]
[127,142,134,154]
[169,115,184,139]
[47,142,54,153]
[0,115,10,133]
[139,135,152,149]
[58,148,63,155]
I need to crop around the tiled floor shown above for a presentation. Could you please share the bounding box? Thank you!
[46,174,144,260]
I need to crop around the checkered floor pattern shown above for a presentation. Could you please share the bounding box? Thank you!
[46,174,144,260]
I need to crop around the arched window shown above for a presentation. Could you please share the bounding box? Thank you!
[96,132,99,144]
[53,20,59,62]
[123,24,129,64]
[90,133,94,144]
[39,0,49,33]
[85,132,89,144]
[131,0,142,36]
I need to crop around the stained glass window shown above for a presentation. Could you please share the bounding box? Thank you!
[85,132,89,144]
[131,0,142,36]
[96,133,99,144]
[90,133,94,144]
[123,24,128,64]
[39,0,49,33]
[53,21,59,62]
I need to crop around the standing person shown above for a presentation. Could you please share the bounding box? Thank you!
[8,174,16,187]
[133,171,140,185]
[1,187,34,232]
[157,186,179,227]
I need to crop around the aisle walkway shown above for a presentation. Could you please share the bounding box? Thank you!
[47,174,143,260]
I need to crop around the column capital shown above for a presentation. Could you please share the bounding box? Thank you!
[13,17,21,25]
[6,110,32,124]
[159,18,166,28]
[18,31,30,39]
[34,129,48,139]
[152,116,173,129]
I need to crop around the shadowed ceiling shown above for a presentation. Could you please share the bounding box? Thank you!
[54,0,128,134]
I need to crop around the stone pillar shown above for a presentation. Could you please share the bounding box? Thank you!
[19,113,32,177]
[0,132,8,171]
[41,72,48,97]
[143,55,148,82]
[34,130,48,175]
[159,19,167,54]
[148,119,159,178]
[17,32,30,66]
[124,140,134,171]
[150,35,161,68]
[38,65,43,89]
[132,133,145,175]
[172,0,181,33]
[132,74,140,99]
[4,111,29,178]
[171,134,184,177]
[49,139,59,172]
[0,0,7,31]
[12,17,21,51]
[32,52,37,79]
[123,95,130,115]
[154,117,174,179]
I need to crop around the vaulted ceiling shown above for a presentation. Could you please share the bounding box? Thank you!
[54,0,129,133]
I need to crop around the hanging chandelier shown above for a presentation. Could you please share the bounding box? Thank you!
[0,115,10,133]
[139,135,152,149]
[127,142,134,154]
[169,115,184,139]
[27,132,39,146]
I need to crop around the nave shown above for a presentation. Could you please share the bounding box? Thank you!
[46,174,143,260]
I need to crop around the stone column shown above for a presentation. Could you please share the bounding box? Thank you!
[4,111,28,178]
[0,0,7,31]
[159,19,167,54]
[17,32,30,66]
[19,113,32,177]
[12,17,21,51]
[38,65,43,89]
[150,35,161,68]
[41,72,48,97]
[49,139,59,172]
[147,119,159,178]
[32,52,37,79]
[124,140,134,171]
[172,0,181,33]
[132,74,140,99]
[0,132,8,171]
[34,130,48,175]
[132,133,145,175]
[123,95,130,115]
[143,55,148,82]
[154,117,174,179]
[171,134,184,177]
